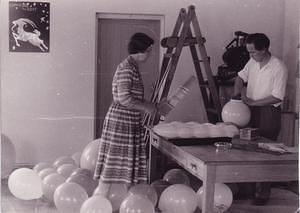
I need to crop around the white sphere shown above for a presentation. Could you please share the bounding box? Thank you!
[221,99,251,128]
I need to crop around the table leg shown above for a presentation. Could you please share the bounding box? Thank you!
[202,165,216,213]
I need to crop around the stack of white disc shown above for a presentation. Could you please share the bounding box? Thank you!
[209,125,226,138]
[191,123,210,138]
[153,121,239,139]
[223,125,239,138]
[177,125,193,138]
[153,122,178,138]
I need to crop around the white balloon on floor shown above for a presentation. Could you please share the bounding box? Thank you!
[197,183,233,212]
[93,183,128,211]
[53,156,75,169]
[80,195,113,213]
[33,162,52,173]
[71,168,93,178]
[38,167,57,180]
[128,184,158,206]
[159,184,197,213]
[8,168,43,200]
[71,152,82,166]
[120,194,155,213]
[54,182,88,213]
[150,179,171,201]
[80,139,100,172]
[66,173,98,197]
[42,173,66,202]
[163,168,190,186]
[56,163,78,178]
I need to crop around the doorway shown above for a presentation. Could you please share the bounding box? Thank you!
[95,13,163,138]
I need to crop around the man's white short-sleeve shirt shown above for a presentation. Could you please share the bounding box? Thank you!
[238,56,288,106]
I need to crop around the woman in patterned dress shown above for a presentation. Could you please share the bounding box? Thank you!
[94,33,159,189]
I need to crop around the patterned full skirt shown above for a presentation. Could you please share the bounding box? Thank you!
[93,103,147,184]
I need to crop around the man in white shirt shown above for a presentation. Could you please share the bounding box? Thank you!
[233,33,288,205]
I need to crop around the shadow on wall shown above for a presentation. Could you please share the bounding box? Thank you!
[1,134,16,179]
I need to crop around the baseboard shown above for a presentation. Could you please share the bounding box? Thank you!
[14,163,34,169]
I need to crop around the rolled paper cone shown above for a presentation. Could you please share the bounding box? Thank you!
[159,76,197,116]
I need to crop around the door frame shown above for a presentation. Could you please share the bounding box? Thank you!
[94,12,165,138]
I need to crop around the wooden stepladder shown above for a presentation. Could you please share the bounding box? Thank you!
[144,5,222,130]
[145,5,223,183]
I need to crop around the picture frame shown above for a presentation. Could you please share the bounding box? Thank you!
[9,1,50,52]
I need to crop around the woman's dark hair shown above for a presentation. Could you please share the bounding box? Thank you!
[128,32,154,54]
[246,33,270,51]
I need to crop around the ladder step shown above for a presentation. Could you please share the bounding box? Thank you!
[161,36,206,48]
[198,59,209,62]
[195,56,210,63]
[161,36,196,48]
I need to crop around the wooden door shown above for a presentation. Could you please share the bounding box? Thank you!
[95,17,161,138]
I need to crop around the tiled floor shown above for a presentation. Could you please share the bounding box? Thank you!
[1,182,57,213]
[1,179,299,213]
[229,188,299,213]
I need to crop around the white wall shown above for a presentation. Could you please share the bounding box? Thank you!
[1,0,297,165]
[282,0,300,112]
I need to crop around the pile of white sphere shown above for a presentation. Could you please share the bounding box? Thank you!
[153,121,239,139]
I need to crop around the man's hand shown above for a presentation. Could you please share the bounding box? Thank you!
[242,96,255,106]
[242,95,281,107]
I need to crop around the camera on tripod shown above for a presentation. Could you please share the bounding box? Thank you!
[217,31,250,81]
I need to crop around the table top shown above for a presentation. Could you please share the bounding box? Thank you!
[152,132,298,165]
[180,144,298,165]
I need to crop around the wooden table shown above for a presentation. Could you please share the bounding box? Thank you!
[148,131,298,213]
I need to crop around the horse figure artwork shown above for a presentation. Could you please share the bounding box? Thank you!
[11,18,48,52]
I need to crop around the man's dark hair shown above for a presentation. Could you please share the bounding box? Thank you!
[128,32,154,54]
[246,33,270,51]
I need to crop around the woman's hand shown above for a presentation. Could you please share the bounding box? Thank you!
[143,102,157,116]
[156,98,172,116]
